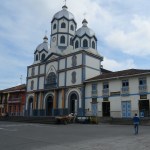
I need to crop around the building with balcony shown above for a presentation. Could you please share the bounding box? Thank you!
[0,84,26,116]
[85,69,150,118]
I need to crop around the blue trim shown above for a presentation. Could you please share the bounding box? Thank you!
[42,92,45,111]
[64,89,66,109]
[80,37,81,47]
[37,65,40,90]
[89,38,91,48]
[65,58,67,86]
[67,21,69,46]
[86,52,103,60]
[56,20,59,46]
[83,52,86,65]
[82,53,86,82]
[58,60,60,87]
[44,63,46,90]
[82,86,85,116]
[85,65,100,71]
[85,92,150,100]
[56,90,58,109]
[36,93,39,116]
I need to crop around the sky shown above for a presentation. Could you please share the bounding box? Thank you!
[0,0,150,90]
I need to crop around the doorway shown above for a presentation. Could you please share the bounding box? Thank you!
[102,102,110,117]
[139,100,149,117]
[121,101,131,118]
[70,93,78,114]
[28,97,33,116]
[46,96,53,116]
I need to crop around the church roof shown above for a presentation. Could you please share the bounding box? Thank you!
[75,19,96,38]
[76,26,95,37]
[35,36,49,53]
[85,69,150,82]
[52,5,76,22]
[2,84,26,93]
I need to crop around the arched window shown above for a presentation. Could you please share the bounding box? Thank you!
[31,67,35,76]
[83,39,88,47]
[70,38,73,46]
[46,72,56,85]
[75,40,79,49]
[61,22,66,28]
[92,41,95,49]
[72,55,77,67]
[36,54,38,61]
[41,53,45,61]
[70,25,74,31]
[60,36,65,44]
[53,24,56,30]
[31,80,34,90]
[72,71,76,84]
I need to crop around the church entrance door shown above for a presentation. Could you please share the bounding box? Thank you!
[46,96,53,116]
[28,97,33,116]
[70,93,78,114]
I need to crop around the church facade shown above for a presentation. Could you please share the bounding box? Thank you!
[26,5,103,116]
[26,5,150,118]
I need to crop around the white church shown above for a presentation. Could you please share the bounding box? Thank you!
[26,4,150,118]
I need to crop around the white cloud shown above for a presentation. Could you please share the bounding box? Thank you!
[105,15,150,57]
[102,57,136,71]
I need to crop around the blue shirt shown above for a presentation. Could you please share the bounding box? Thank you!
[133,116,140,124]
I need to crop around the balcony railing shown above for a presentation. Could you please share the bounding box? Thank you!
[8,97,22,103]
[102,89,109,97]
[44,83,57,90]
[139,85,147,93]
[91,90,97,97]
[121,87,129,95]
[9,112,23,116]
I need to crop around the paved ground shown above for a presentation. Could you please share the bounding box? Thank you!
[0,121,150,150]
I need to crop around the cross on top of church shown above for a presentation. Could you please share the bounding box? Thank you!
[64,0,67,5]
[83,12,87,19]
[45,30,47,36]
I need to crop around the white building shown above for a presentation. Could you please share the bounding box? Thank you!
[85,69,150,118]
[26,5,103,116]
[26,5,150,118]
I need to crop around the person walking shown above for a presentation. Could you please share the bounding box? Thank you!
[133,113,140,135]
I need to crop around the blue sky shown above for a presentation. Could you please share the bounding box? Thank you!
[0,0,150,90]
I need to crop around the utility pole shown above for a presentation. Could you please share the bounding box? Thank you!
[20,75,22,84]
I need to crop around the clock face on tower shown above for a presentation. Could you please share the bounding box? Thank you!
[52,37,56,42]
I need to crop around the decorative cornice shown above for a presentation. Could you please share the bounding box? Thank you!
[51,16,77,25]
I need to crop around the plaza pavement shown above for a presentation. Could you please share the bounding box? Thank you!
[0,121,150,150]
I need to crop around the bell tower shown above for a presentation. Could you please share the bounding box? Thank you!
[50,5,77,53]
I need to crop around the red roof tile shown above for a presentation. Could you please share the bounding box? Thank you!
[3,84,26,92]
[85,69,150,82]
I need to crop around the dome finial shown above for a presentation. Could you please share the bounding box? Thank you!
[82,19,88,27]
[82,12,88,26]
[43,30,48,43]
[62,0,68,10]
